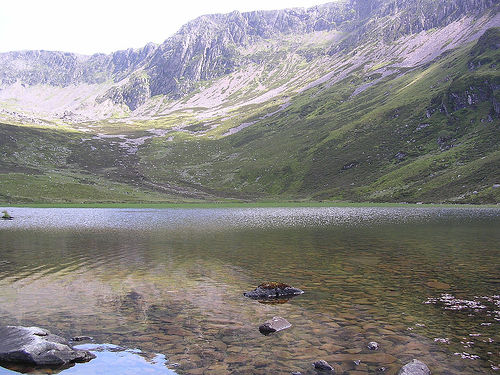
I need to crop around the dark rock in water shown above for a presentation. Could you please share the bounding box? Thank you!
[244,282,304,301]
[397,359,431,375]
[313,360,334,372]
[367,341,379,350]
[259,316,291,335]
[0,326,95,368]
[71,336,94,342]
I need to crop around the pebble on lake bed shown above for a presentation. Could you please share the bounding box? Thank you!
[433,337,450,344]
[259,316,291,335]
[367,341,379,350]
[313,360,334,372]
[397,359,431,375]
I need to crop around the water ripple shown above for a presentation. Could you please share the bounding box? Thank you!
[0,206,499,231]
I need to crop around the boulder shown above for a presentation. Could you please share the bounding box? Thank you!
[313,360,334,372]
[259,316,291,335]
[244,282,304,301]
[397,359,431,375]
[0,326,95,367]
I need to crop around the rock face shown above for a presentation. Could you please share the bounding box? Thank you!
[0,326,95,367]
[258,316,292,335]
[397,359,431,375]
[0,0,497,110]
[244,282,304,301]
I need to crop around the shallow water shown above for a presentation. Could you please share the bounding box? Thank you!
[0,207,499,374]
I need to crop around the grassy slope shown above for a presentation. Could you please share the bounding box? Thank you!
[0,123,213,203]
[1,29,499,204]
[138,29,500,204]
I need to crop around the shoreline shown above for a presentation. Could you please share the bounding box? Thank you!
[1,201,499,209]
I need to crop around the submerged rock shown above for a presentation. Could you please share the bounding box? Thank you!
[0,326,95,368]
[244,282,304,302]
[313,360,334,372]
[259,316,291,335]
[397,359,431,375]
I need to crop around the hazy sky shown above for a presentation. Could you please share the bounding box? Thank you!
[0,0,333,55]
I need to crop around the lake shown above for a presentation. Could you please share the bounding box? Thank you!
[0,206,499,374]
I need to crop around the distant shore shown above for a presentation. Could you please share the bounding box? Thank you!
[1,201,499,209]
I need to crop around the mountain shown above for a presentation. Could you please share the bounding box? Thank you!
[0,0,499,204]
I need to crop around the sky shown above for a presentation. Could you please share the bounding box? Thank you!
[0,0,333,55]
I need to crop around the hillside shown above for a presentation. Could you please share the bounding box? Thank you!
[0,0,499,204]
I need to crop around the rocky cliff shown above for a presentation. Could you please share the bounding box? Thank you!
[1,0,498,112]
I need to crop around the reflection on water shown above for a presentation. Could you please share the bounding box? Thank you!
[0,344,178,375]
[0,207,499,374]
[68,344,177,375]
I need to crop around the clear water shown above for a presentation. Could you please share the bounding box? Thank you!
[0,207,499,374]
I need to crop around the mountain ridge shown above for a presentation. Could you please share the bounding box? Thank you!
[1,0,498,114]
[0,0,499,204]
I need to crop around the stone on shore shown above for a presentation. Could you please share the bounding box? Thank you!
[0,326,95,367]
[259,316,291,335]
[397,359,431,375]
[244,282,304,301]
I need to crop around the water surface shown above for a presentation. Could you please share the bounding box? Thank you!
[0,207,499,374]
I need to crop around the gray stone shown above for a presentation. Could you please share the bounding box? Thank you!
[313,360,334,372]
[397,359,431,375]
[367,341,379,350]
[0,326,95,367]
[259,316,292,335]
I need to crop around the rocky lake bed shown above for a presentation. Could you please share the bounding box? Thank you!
[0,206,498,374]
